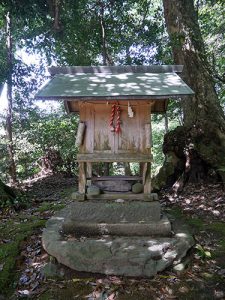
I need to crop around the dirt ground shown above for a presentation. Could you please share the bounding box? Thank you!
[0,174,225,299]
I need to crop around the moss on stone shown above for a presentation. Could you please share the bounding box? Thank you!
[0,218,46,295]
[60,186,77,198]
[37,201,65,213]
[152,152,180,191]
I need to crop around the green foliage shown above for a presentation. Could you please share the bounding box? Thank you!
[30,110,78,172]
[0,193,29,209]
[45,0,168,66]
[1,96,79,180]
[37,201,65,213]
[195,244,212,260]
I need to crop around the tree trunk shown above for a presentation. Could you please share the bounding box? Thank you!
[99,0,114,176]
[6,12,17,184]
[99,1,114,66]
[0,179,16,203]
[164,112,169,133]
[153,0,225,191]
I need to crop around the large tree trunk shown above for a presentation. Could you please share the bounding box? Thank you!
[153,0,225,191]
[6,12,17,184]
[0,179,16,203]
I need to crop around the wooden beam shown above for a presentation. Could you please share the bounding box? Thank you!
[90,176,142,181]
[145,123,151,149]
[86,162,92,187]
[78,162,86,194]
[77,153,153,162]
[86,162,92,178]
[143,163,151,194]
[75,122,86,147]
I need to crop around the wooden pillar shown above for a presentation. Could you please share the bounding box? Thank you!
[140,162,144,177]
[86,162,92,178]
[145,123,151,149]
[78,162,86,194]
[86,162,92,186]
[143,162,151,194]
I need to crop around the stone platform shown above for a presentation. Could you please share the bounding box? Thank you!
[61,201,171,237]
[42,201,194,277]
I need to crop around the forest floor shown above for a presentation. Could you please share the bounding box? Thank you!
[1,174,225,300]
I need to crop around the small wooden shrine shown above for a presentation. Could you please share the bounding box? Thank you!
[38,66,195,278]
[37,65,194,199]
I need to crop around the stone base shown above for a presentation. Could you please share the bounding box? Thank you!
[62,216,171,237]
[42,203,195,278]
[66,201,162,223]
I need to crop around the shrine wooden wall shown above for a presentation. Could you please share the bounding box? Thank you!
[77,100,152,156]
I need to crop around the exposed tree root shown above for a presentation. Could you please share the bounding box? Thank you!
[152,125,225,192]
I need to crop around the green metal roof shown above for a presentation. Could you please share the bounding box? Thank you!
[36,72,194,100]
[48,65,184,75]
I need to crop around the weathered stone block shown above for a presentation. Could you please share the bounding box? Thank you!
[94,180,132,192]
[151,193,159,201]
[143,193,159,201]
[68,201,161,223]
[71,192,85,201]
[132,183,144,194]
[62,216,171,237]
[87,185,101,196]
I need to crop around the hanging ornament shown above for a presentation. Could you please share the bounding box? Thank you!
[109,103,116,132]
[128,101,134,118]
[115,101,121,134]
[109,101,121,134]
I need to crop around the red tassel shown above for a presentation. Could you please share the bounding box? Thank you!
[109,104,116,132]
[115,102,121,134]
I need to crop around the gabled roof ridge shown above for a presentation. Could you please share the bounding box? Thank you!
[49,65,183,76]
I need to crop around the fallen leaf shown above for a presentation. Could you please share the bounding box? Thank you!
[18,290,30,296]
[107,292,116,300]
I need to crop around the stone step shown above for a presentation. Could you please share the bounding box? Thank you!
[85,193,158,201]
[62,215,171,237]
[43,206,195,278]
[66,201,161,223]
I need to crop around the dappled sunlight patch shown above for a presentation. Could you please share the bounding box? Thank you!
[161,183,225,221]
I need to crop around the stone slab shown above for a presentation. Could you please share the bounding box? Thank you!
[62,215,171,237]
[67,201,161,223]
[86,193,158,201]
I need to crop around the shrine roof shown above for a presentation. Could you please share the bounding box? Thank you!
[36,65,194,101]
[36,66,194,100]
